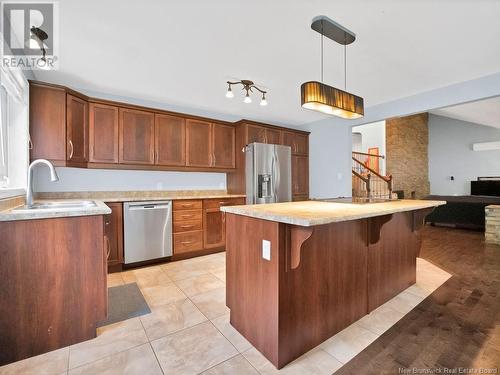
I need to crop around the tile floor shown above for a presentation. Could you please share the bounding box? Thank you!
[0,253,451,375]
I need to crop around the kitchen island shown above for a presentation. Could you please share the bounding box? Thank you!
[221,199,445,369]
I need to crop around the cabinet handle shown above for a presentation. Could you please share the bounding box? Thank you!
[213,153,216,166]
[28,137,33,150]
[219,201,228,206]
[155,151,158,162]
[181,203,193,208]
[180,225,194,229]
[68,140,74,159]
[181,241,194,245]
[181,214,194,219]
[105,236,111,259]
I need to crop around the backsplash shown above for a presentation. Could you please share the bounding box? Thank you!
[34,167,226,192]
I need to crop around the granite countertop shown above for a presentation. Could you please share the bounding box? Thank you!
[0,199,111,222]
[36,190,246,202]
[221,199,447,227]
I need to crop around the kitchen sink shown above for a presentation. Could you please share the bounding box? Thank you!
[14,200,97,211]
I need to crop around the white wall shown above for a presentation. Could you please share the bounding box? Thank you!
[305,119,352,199]
[352,121,386,175]
[34,167,226,192]
[428,114,500,195]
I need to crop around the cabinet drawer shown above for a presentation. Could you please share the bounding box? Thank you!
[173,210,202,222]
[173,200,202,210]
[173,220,203,233]
[203,198,246,209]
[173,231,203,254]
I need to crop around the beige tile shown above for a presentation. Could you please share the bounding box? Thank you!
[383,290,425,315]
[141,282,187,309]
[140,298,207,341]
[243,347,342,374]
[190,287,230,319]
[405,283,433,299]
[320,323,379,364]
[175,273,225,297]
[210,267,226,282]
[68,343,161,375]
[161,254,225,281]
[356,304,406,335]
[121,266,171,288]
[202,354,258,374]
[211,314,252,352]
[0,347,68,375]
[107,273,124,288]
[69,318,148,369]
[151,321,237,374]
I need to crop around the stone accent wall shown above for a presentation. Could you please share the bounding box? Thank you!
[485,205,500,245]
[386,113,430,199]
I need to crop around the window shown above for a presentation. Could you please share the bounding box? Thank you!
[0,57,29,198]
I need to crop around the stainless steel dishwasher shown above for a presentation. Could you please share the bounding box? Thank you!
[123,201,172,264]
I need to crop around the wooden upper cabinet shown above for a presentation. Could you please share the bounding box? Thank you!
[283,131,308,155]
[29,84,67,162]
[246,124,266,143]
[212,123,235,168]
[265,128,282,145]
[292,155,309,196]
[66,94,89,162]
[89,103,119,163]
[155,114,186,166]
[186,119,212,167]
[119,108,155,164]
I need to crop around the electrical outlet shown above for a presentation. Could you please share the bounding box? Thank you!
[262,240,271,261]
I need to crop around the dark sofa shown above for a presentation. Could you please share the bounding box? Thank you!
[425,195,500,230]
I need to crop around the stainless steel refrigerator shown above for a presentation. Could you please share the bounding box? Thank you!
[245,142,292,204]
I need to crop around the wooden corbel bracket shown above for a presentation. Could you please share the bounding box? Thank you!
[287,225,314,271]
[368,214,393,245]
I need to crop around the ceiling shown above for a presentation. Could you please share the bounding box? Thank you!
[431,96,500,129]
[32,0,500,128]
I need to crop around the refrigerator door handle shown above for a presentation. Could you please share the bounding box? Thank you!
[274,148,281,201]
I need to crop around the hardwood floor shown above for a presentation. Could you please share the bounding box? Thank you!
[337,226,500,374]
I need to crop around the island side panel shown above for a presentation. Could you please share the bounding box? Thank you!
[277,219,369,368]
[367,211,418,312]
[225,213,282,365]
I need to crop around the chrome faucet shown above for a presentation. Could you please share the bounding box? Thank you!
[26,159,59,207]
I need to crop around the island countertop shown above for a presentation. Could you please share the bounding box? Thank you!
[221,199,446,226]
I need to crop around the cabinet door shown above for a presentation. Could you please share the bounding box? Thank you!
[282,131,308,155]
[89,103,119,163]
[203,208,225,249]
[294,133,308,155]
[292,155,309,195]
[282,131,296,151]
[155,114,186,166]
[119,108,155,164]
[246,124,266,143]
[66,94,88,162]
[186,119,212,167]
[212,123,235,168]
[104,202,123,268]
[29,84,67,162]
[265,128,282,145]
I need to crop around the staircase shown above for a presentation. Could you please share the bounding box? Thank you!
[352,152,393,199]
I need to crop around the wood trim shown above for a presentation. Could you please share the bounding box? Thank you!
[86,162,235,173]
[236,119,310,135]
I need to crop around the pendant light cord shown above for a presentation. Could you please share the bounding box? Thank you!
[344,40,347,90]
[321,22,324,83]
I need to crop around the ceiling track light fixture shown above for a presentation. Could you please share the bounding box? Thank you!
[226,80,268,106]
[301,16,364,119]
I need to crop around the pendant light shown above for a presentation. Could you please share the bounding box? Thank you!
[301,16,364,119]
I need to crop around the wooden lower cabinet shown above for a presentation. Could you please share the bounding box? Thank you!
[0,215,107,365]
[104,202,124,272]
[172,197,245,257]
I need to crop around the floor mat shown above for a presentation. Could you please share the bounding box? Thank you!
[97,282,151,327]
